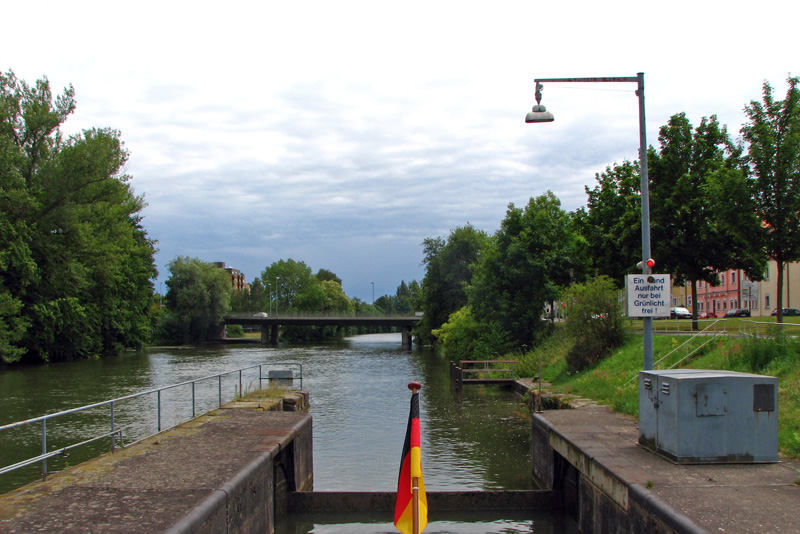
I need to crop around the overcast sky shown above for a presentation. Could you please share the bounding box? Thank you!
[3,1,798,302]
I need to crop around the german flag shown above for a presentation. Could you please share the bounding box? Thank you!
[394,382,427,534]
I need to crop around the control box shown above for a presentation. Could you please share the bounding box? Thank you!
[639,369,778,463]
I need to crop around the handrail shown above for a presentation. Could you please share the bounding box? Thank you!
[737,319,800,338]
[0,360,303,484]
[626,320,728,385]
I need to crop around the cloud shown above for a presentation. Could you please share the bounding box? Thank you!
[5,0,799,301]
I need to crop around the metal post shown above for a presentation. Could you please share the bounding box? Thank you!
[192,382,196,418]
[41,420,47,480]
[636,72,654,370]
[238,370,243,398]
[218,376,222,407]
[157,390,162,432]
[110,401,116,452]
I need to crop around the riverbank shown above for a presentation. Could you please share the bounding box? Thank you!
[519,326,800,458]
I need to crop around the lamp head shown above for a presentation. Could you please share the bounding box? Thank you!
[526,105,554,123]
[525,82,554,123]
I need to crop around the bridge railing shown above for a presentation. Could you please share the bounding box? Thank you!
[0,361,302,487]
[224,311,423,319]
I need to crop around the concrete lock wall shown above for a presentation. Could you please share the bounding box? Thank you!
[162,394,314,534]
[531,413,704,534]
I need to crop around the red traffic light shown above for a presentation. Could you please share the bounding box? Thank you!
[636,258,656,273]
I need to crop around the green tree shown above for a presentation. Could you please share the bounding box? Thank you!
[469,192,585,348]
[0,71,157,363]
[573,161,641,284]
[649,113,764,326]
[261,259,315,313]
[163,257,231,343]
[316,268,342,285]
[416,224,489,344]
[742,77,800,322]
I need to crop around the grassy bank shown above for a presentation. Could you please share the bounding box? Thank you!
[517,324,800,458]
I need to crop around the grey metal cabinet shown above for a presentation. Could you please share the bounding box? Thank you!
[638,369,778,463]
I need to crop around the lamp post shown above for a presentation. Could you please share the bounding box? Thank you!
[267,283,272,315]
[526,73,654,370]
[275,276,280,316]
[371,281,375,317]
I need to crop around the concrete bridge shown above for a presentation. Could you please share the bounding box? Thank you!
[222,314,422,346]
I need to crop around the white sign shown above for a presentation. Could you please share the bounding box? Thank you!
[626,274,671,318]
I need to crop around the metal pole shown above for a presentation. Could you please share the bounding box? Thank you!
[110,401,116,452]
[636,72,654,370]
[412,476,421,534]
[157,390,162,432]
[192,382,196,418]
[41,420,47,480]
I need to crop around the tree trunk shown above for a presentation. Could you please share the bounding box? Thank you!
[777,260,785,323]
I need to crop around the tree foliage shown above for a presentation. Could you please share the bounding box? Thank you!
[161,257,231,344]
[432,306,513,362]
[469,192,586,348]
[648,112,765,323]
[742,76,800,321]
[573,161,641,284]
[0,71,157,363]
[416,224,489,344]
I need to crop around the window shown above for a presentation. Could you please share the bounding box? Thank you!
[765,266,770,280]
[765,294,771,309]
[687,296,693,307]
[731,272,736,285]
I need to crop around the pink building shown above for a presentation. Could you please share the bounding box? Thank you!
[672,269,742,317]
[696,270,741,316]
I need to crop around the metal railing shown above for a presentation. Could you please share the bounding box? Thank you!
[738,319,800,338]
[653,319,727,370]
[0,361,302,482]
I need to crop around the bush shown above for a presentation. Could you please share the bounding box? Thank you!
[562,276,627,372]
[225,325,245,338]
[738,327,800,372]
[432,306,514,362]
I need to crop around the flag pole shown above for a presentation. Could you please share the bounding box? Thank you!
[408,382,421,534]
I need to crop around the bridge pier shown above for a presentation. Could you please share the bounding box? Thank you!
[258,325,281,345]
[401,326,412,348]
[271,324,280,345]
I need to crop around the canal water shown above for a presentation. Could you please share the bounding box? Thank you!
[0,333,576,533]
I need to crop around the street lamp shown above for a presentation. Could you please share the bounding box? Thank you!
[526,73,654,370]
[371,281,375,317]
[275,276,280,316]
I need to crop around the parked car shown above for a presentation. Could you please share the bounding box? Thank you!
[670,307,692,319]
[698,311,713,319]
[253,312,269,317]
[770,308,800,316]
[725,308,751,317]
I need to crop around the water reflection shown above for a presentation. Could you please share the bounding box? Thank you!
[277,510,577,534]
